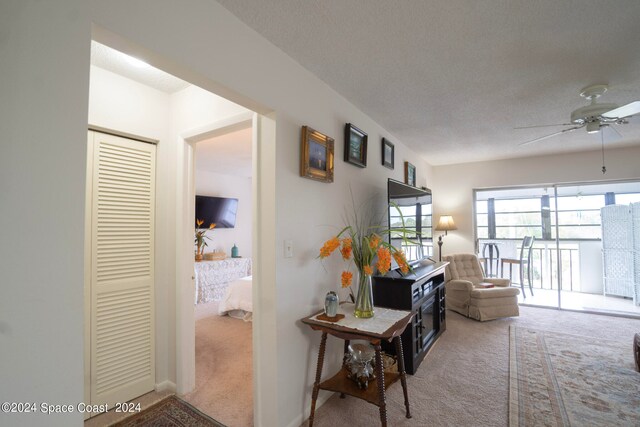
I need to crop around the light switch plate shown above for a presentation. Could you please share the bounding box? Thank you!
[284,240,293,258]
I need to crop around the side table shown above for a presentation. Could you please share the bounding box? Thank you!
[301,304,414,427]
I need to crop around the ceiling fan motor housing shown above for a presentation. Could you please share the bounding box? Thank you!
[570,103,619,126]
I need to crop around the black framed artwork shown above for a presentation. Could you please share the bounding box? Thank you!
[382,138,394,169]
[344,123,368,168]
[404,161,416,186]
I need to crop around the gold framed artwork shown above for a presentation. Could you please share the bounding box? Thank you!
[404,161,416,186]
[300,126,334,183]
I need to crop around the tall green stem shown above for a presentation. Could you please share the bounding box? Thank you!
[354,272,374,318]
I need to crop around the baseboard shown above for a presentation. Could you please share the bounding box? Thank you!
[284,391,333,427]
[155,380,177,393]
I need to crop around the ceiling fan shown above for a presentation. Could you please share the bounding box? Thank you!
[517,84,640,146]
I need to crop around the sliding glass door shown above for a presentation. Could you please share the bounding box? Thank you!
[474,180,640,316]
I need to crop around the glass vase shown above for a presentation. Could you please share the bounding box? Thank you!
[354,272,374,318]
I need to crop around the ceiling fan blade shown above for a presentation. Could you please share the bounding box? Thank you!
[518,124,585,146]
[602,101,640,119]
[601,124,622,142]
[514,123,573,129]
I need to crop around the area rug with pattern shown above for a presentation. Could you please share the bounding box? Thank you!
[509,326,640,426]
[111,395,226,427]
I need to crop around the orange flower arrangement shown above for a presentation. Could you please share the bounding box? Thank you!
[318,215,410,299]
[317,197,414,318]
[341,271,353,288]
[195,219,216,255]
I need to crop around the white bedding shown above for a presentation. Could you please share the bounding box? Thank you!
[218,275,253,321]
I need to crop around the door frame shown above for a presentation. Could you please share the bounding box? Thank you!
[175,111,253,393]
[175,111,278,426]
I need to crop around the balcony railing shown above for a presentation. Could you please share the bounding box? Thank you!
[530,246,579,291]
[481,240,582,292]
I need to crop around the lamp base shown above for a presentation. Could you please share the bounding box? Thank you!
[437,235,443,262]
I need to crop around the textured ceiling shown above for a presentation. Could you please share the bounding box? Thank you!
[91,41,190,94]
[217,0,640,165]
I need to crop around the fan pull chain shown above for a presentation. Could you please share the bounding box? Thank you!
[601,130,606,174]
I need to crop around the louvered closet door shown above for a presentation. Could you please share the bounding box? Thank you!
[89,131,156,407]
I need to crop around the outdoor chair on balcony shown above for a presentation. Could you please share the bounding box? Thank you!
[443,254,520,321]
[501,236,535,298]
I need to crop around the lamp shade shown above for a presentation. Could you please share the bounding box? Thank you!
[435,215,457,231]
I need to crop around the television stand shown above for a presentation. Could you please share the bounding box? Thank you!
[372,261,447,374]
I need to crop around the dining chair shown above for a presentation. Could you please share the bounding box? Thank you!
[500,236,535,298]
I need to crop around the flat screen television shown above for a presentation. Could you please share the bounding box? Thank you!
[387,179,433,264]
[195,195,238,229]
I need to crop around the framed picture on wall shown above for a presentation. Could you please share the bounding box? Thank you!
[344,123,368,168]
[404,161,416,186]
[300,126,334,183]
[382,138,394,169]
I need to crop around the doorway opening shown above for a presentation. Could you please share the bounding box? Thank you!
[182,116,255,426]
[85,38,271,426]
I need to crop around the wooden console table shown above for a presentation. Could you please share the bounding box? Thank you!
[301,304,414,426]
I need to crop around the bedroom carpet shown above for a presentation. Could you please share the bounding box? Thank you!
[303,306,640,427]
[184,314,253,427]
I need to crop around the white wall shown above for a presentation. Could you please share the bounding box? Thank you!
[3,1,430,426]
[195,170,252,257]
[0,2,91,426]
[431,145,640,257]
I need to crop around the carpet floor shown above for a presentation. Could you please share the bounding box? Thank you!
[304,306,640,427]
[510,326,640,426]
[184,314,253,427]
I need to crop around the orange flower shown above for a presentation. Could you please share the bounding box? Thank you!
[368,234,381,249]
[376,247,392,275]
[320,237,341,258]
[393,250,409,274]
[363,265,373,276]
[341,271,353,288]
[340,237,353,260]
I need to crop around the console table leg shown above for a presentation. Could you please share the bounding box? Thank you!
[340,340,350,399]
[394,337,412,418]
[309,332,327,427]
[374,344,387,427]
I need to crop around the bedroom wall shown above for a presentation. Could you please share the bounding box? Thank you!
[431,145,640,257]
[195,170,253,257]
[2,1,431,426]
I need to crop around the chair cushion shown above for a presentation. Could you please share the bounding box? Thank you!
[443,254,484,285]
[470,295,518,307]
[470,287,520,298]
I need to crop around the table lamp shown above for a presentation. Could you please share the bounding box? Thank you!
[435,215,457,261]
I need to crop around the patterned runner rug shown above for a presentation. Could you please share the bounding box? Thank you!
[112,395,226,427]
[509,326,640,426]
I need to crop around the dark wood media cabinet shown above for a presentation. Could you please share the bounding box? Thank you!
[372,261,448,375]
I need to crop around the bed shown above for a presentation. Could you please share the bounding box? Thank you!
[218,275,253,321]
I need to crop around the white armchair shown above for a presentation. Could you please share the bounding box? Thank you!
[443,253,520,321]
